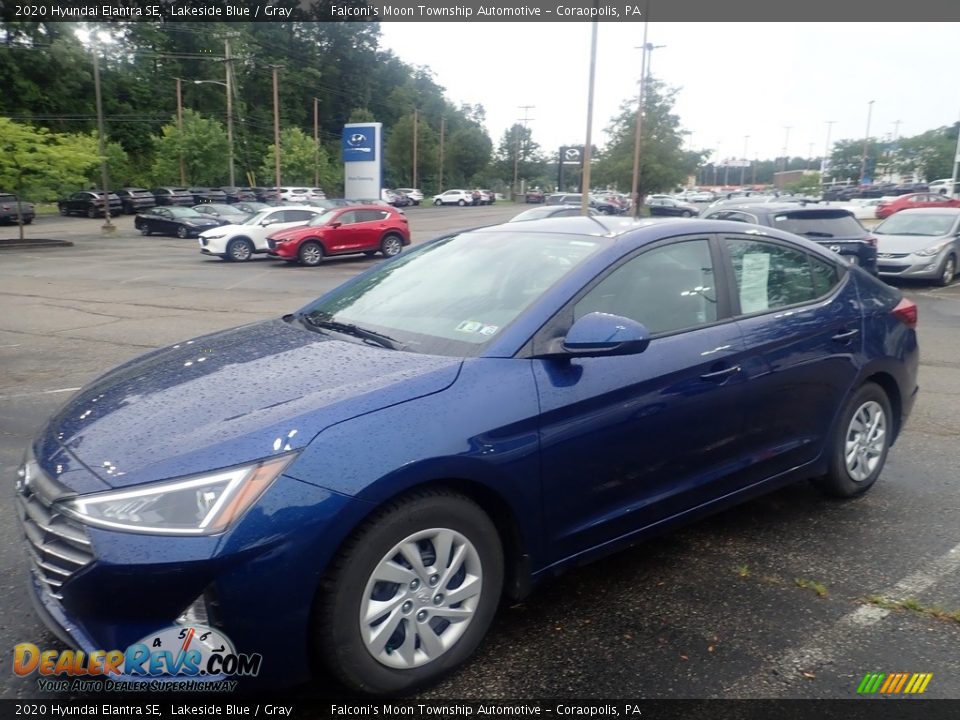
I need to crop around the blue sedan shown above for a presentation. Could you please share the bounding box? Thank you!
[17,217,918,693]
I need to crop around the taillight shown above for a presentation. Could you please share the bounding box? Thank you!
[892,298,917,329]
[866,235,877,247]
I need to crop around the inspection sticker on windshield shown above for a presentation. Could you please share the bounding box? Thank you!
[456,321,499,336]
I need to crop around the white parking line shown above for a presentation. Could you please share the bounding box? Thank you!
[726,540,960,693]
[0,386,81,400]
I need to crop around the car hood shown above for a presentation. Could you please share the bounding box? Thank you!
[36,319,462,491]
[876,233,953,254]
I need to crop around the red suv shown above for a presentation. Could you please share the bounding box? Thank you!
[876,192,960,219]
[266,205,410,266]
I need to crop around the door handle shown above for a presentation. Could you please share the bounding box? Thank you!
[700,365,741,381]
[832,328,860,341]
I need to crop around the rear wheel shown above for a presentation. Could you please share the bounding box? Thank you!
[139,224,151,236]
[936,253,956,287]
[812,382,892,498]
[59,206,69,217]
[380,234,403,258]
[457,199,466,206]
[226,238,254,262]
[434,199,442,207]
[681,210,693,218]
[315,490,503,695]
[298,240,324,266]
[176,225,189,239]
[86,207,97,219]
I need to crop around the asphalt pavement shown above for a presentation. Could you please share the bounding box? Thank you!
[1,205,958,701]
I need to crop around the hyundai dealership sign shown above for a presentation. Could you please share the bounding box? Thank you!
[342,123,382,199]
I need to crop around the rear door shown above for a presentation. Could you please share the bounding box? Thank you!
[719,234,862,484]
[534,236,750,562]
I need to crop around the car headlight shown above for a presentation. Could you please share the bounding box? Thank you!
[57,453,297,535]
[914,241,950,257]
[203,233,226,240]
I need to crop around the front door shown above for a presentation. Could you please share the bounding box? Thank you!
[534,237,749,564]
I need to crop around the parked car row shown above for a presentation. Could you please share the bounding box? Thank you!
[0,192,36,224]
[432,189,496,206]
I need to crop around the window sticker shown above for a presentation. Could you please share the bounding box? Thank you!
[740,253,770,314]
[479,325,499,336]
[456,320,484,333]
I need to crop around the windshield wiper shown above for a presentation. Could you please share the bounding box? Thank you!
[299,314,403,350]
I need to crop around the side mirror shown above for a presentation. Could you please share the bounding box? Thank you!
[536,312,651,359]
[329,221,342,229]
[260,218,278,226]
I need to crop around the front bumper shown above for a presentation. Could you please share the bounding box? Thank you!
[18,469,370,687]
[878,251,948,280]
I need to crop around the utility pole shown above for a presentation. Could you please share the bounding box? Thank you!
[91,35,113,233]
[438,115,445,192]
[630,12,649,218]
[412,108,418,191]
[821,120,836,178]
[175,77,186,185]
[313,97,320,187]
[781,125,791,173]
[860,100,875,184]
[949,107,960,199]
[740,135,749,186]
[222,38,235,186]
[514,105,535,198]
[580,21,598,216]
[272,65,281,189]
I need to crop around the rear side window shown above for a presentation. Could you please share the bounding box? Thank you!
[285,210,315,223]
[771,211,865,238]
[725,238,839,314]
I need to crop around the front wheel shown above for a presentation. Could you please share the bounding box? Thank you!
[298,240,324,266]
[458,199,466,206]
[380,234,403,258]
[315,490,503,695]
[139,224,151,236]
[434,199,442,207]
[226,238,254,262]
[176,225,189,239]
[812,382,892,498]
[86,207,97,219]
[681,210,693,218]
[59,206,69,217]
[936,254,956,287]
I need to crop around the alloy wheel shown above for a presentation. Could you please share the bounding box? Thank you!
[844,400,887,482]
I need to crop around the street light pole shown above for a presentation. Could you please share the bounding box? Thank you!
[821,120,836,178]
[272,65,281,190]
[175,77,186,186]
[630,16,649,218]
[949,108,960,199]
[581,20,599,217]
[91,35,113,233]
[860,100,875,184]
[740,135,749,186]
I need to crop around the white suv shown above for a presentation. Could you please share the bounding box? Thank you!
[928,179,958,197]
[433,189,472,206]
[198,206,321,262]
[395,188,423,205]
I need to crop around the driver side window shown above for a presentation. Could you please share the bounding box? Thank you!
[574,239,718,335]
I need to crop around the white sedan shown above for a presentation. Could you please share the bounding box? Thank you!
[198,206,322,262]
[433,189,473,206]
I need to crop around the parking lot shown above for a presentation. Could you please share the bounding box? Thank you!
[1,205,959,699]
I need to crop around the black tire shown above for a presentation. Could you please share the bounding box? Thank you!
[176,225,189,239]
[681,210,693,218]
[59,206,69,217]
[226,238,254,262]
[315,490,503,695]
[86,206,97,219]
[811,382,892,498]
[380,234,403,258]
[936,254,956,287]
[458,199,466,206]
[139,224,151,236]
[298,240,324,267]
[434,199,442,207]
[23,218,33,225]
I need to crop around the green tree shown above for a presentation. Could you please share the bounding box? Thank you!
[385,112,438,189]
[592,80,701,199]
[495,124,547,192]
[444,126,492,187]
[0,117,100,239]
[258,127,336,189]
[151,110,229,186]
[891,124,959,181]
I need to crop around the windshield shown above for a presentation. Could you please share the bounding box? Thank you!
[168,207,203,218]
[874,213,957,236]
[298,231,605,357]
[772,211,864,238]
[307,210,340,226]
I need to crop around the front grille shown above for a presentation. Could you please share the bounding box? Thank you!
[267,239,276,250]
[878,253,909,259]
[16,463,94,601]
[879,264,911,274]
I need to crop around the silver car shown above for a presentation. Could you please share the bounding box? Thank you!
[874,208,960,286]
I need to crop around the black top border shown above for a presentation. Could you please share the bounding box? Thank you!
[2,0,960,22]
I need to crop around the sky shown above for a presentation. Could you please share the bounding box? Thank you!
[378,22,960,163]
